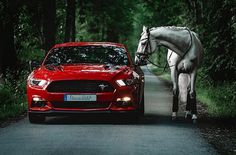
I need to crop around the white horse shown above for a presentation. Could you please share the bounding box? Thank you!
[135,26,203,122]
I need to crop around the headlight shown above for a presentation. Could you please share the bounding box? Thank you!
[116,79,136,87]
[29,78,47,87]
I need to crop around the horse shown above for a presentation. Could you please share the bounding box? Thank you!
[135,26,203,123]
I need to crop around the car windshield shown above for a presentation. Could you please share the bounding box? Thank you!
[44,46,130,66]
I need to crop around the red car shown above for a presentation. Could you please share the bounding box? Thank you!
[27,42,144,123]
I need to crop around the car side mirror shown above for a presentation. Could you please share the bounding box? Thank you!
[29,60,41,71]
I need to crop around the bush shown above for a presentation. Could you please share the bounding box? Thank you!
[0,70,28,120]
[197,76,236,117]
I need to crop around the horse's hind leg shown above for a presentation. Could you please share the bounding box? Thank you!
[186,91,193,119]
[171,68,179,120]
[189,70,197,123]
[172,90,179,120]
[185,91,192,119]
[187,90,197,123]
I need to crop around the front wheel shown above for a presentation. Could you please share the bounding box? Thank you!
[28,113,45,124]
[139,92,145,116]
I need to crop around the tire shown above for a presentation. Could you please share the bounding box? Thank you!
[28,113,45,124]
[139,92,145,116]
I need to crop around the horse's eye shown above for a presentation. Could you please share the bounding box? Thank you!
[141,42,146,45]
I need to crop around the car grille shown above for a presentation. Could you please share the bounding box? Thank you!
[47,80,114,93]
[51,101,110,109]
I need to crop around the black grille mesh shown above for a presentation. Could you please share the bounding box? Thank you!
[47,80,114,93]
[51,101,110,109]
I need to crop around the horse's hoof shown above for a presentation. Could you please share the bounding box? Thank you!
[192,119,197,124]
[185,111,192,120]
[171,112,177,121]
[171,115,177,121]
[192,114,197,119]
[192,114,197,124]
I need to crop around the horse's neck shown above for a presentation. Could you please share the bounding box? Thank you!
[151,27,191,57]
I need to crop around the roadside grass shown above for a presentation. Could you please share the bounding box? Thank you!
[0,71,28,121]
[197,81,236,117]
[0,103,27,120]
[150,66,171,81]
[150,65,236,117]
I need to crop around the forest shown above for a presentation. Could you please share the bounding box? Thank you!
[0,0,235,120]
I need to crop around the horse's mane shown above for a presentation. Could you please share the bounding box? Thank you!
[150,26,189,31]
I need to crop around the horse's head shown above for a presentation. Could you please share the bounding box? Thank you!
[135,26,157,65]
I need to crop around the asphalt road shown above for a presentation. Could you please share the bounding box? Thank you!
[0,67,218,155]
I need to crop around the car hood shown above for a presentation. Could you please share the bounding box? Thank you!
[32,64,132,81]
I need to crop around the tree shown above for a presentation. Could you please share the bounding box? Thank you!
[0,0,20,75]
[42,0,56,52]
[64,0,76,42]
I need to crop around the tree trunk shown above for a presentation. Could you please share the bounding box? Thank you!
[65,0,76,42]
[78,0,85,23]
[106,23,119,42]
[0,0,18,75]
[42,0,56,52]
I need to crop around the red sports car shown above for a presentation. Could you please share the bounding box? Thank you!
[27,42,144,123]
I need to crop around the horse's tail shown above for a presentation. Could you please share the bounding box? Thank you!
[178,73,190,103]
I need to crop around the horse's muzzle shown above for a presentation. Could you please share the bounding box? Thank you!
[135,54,147,66]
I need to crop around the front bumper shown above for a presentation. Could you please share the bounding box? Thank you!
[28,109,140,116]
[27,84,140,114]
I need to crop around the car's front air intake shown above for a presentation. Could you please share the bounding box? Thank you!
[50,101,110,109]
[46,80,114,93]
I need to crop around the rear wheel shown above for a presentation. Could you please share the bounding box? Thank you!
[28,113,45,124]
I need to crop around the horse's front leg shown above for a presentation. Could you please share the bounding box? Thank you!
[170,66,179,120]
[189,69,197,122]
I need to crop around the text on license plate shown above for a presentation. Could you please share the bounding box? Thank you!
[64,95,97,101]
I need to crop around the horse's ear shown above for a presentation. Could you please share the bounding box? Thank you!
[143,26,150,33]
[143,26,147,32]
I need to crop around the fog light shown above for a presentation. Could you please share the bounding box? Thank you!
[123,97,131,102]
[117,98,122,101]
[32,96,47,107]
[33,97,42,102]
[116,97,131,102]
[114,96,132,108]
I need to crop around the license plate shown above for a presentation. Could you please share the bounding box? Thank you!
[64,95,97,101]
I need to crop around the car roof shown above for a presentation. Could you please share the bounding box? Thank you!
[53,42,125,48]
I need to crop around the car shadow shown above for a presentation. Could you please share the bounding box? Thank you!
[43,113,194,127]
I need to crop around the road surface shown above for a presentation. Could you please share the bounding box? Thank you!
[0,67,218,155]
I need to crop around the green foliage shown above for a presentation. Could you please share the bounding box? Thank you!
[0,71,28,120]
[197,78,236,117]
[75,0,135,43]
[15,5,45,67]
[195,1,236,82]
[56,0,66,43]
